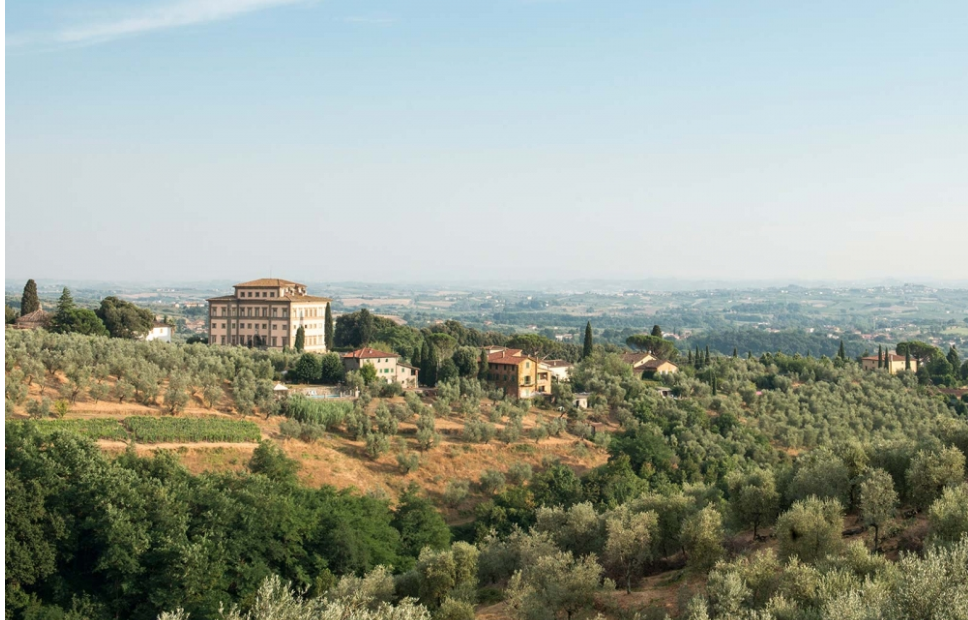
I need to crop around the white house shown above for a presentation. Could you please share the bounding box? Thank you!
[145,321,174,343]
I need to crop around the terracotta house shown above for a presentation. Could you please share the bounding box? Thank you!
[342,347,419,388]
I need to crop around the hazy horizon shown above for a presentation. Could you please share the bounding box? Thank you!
[7,1,968,282]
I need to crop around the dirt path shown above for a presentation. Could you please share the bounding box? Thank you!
[97,440,261,450]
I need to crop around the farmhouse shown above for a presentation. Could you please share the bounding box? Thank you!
[861,351,917,375]
[341,347,419,388]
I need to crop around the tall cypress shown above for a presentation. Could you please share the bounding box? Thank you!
[905,350,911,371]
[838,340,846,360]
[651,324,663,337]
[411,344,422,368]
[747,351,753,360]
[424,343,439,387]
[705,345,711,366]
[478,349,489,380]
[582,321,593,359]
[324,302,334,351]
[21,279,40,315]
[877,345,883,368]
[687,350,694,365]
[294,326,305,353]
[732,347,738,358]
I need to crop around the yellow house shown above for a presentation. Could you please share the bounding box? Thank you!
[861,351,917,375]
[486,348,548,398]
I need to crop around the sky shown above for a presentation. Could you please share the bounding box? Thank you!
[6,0,968,284]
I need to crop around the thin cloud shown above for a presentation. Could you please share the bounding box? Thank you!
[9,0,315,49]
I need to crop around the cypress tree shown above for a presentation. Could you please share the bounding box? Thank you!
[411,344,422,368]
[687,350,693,365]
[705,345,711,366]
[324,302,334,351]
[21,279,40,315]
[711,375,718,396]
[294,326,305,353]
[732,347,738,358]
[424,343,439,387]
[651,324,663,337]
[905,350,912,371]
[877,345,883,369]
[747,351,753,360]
[478,349,489,380]
[56,287,74,316]
[582,321,593,359]
[838,340,846,360]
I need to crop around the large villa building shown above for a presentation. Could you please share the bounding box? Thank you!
[207,278,331,351]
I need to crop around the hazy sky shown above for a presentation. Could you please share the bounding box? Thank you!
[6,0,968,283]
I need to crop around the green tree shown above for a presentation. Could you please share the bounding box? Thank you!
[625,334,677,360]
[681,506,725,573]
[651,324,663,337]
[95,296,154,339]
[294,326,305,353]
[5,305,19,324]
[726,467,779,539]
[292,353,322,383]
[603,504,657,593]
[478,349,489,381]
[506,551,605,620]
[838,340,846,360]
[393,485,452,560]
[582,321,593,359]
[858,468,897,550]
[324,302,334,350]
[451,347,479,378]
[877,345,883,369]
[907,447,966,510]
[20,279,40,315]
[927,483,968,546]
[248,441,300,483]
[318,352,345,384]
[776,497,843,563]
[422,343,439,387]
[360,362,378,385]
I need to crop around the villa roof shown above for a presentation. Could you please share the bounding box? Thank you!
[540,359,573,368]
[642,359,677,370]
[621,352,655,365]
[235,278,304,288]
[488,349,531,365]
[343,347,398,360]
[862,353,907,361]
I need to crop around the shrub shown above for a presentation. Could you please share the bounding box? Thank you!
[480,469,507,495]
[299,423,326,443]
[397,451,421,474]
[444,480,470,507]
[365,433,391,460]
[507,462,533,486]
[279,418,302,439]
[776,497,843,563]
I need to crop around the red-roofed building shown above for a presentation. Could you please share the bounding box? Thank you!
[341,348,419,388]
[207,278,332,351]
[485,349,550,398]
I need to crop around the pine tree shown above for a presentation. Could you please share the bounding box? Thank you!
[651,324,663,337]
[56,287,74,316]
[324,302,334,351]
[294,326,305,353]
[582,321,593,359]
[20,279,40,315]
[479,349,489,380]
[838,340,846,360]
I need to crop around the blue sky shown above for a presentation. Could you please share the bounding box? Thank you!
[6,0,968,283]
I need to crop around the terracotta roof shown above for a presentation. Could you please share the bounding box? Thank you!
[862,353,908,361]
[488,350,532,365]
[398,363,420,371]
[540,359,573,368]
[642,359,677,370]
[235,278,304,288]
[14,309,52,328]
[205,294,332,303]
[152,321,172,329]
[621,352,655,365]
[343,347,398,359]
